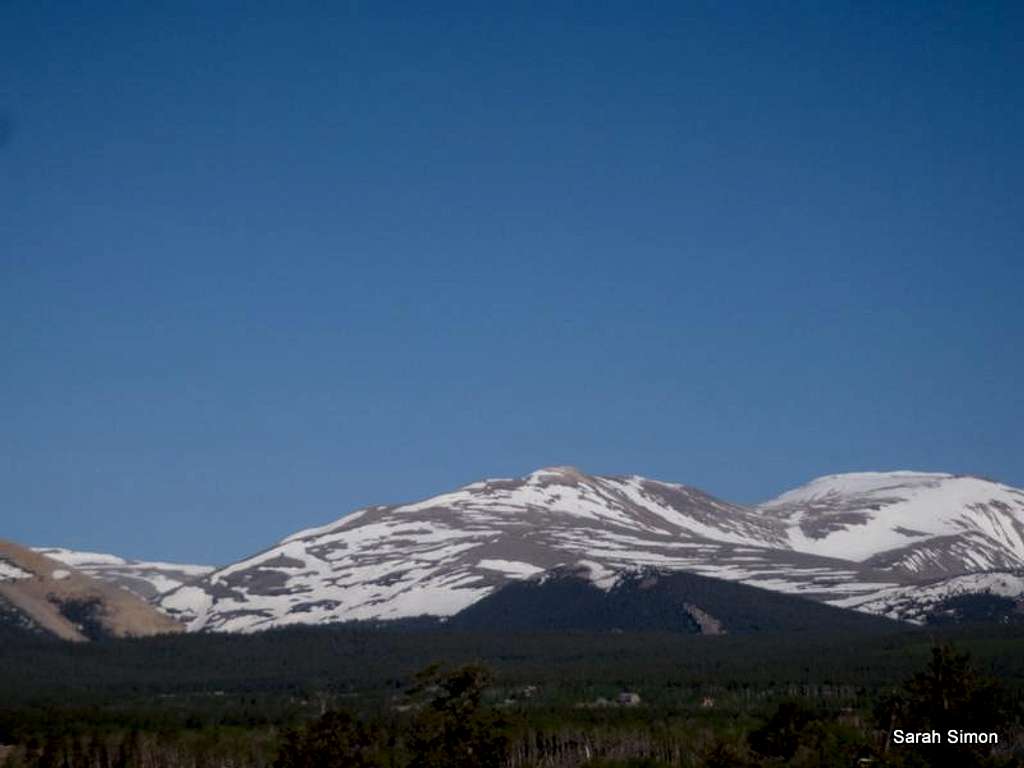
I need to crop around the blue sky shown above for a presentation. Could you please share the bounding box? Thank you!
[2,2,1022,564]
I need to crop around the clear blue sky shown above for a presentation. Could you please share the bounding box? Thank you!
[3,2,1022,564]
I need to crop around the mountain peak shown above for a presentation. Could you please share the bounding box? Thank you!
[760,472,1024,572]
[526,465,588,483]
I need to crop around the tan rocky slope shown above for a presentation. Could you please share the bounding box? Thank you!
[0,539,184,641]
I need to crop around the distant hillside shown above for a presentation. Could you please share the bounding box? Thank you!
[33,547,213,601]
[0,539,184,642]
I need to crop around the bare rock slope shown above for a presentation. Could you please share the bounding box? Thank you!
[0,540,184,641]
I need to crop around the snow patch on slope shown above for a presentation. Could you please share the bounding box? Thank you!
[831,571,1024,624]
[477,559,545,578]
[34,547,214,601]
[0,560,33,582]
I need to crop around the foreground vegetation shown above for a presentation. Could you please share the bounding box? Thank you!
[3,622,1024,766]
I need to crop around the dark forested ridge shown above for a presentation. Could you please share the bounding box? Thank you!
[3,619,1024,766]
[447,569,901,634]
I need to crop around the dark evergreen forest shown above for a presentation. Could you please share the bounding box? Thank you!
[2,621,1023,767]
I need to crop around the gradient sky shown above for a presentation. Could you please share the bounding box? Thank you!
[3,2,1022,564]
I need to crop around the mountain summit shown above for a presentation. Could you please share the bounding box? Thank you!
[760,471,1024,576]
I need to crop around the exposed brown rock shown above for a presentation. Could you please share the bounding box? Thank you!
[0,539,184,641]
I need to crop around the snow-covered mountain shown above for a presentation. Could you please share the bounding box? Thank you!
[33,547,213,601]
[759,471,1024,577]
[155,466,1024,633]
[13,467,1015,634]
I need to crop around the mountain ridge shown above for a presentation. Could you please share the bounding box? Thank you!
[13,467,1023,634]
[33,547,213,601]
[141,467,1024,632]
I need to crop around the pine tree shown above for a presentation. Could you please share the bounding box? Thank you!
[407,664,510,768]
[273,710,382,768]
[877,643,1009,767]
